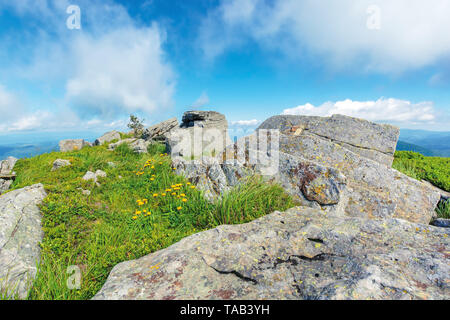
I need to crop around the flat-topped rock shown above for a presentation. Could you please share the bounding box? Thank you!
[142,118,179,141]
[0,157,18,175]
[51,159,71,171]
[93,206,449,300]
[181,111,228,129]
[0,184,47,299]
[258,114,400,166]
[94,131,121,146]
[59,139,91,152]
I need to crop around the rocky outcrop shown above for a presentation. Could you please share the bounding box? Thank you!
[0,184,47,299]
[82,170,107,184]
[167,111,232,159]
[51,159,71,171]
[431,219,450,228]
[258,114,399,166]
[59,139,91,152]
[142,118,179,142]
[108,138,150,154]
[0,157,18,194]
[94,131,121,146]
[93,206,450,300]
[174,115,440,224]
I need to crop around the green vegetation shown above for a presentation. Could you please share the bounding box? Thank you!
[8,142,297,300]
[393,151,450,192]
[393,151,450,219]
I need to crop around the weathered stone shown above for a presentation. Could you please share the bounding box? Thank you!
[0,157,18,194]
[0,184,47,299]
[258,114,399,166]
[94,131,121,146]
[93,206,450,300]
[51,159,71,171]
[108,138,150,154]
[181,111,228,130]
[0,157,17,175]
[276,132,440,224]
[82,170,107,184]
[142,118,179,141]
[0,179,12,194]
[59,139,90,152]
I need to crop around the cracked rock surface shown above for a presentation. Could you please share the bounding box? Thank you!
[0,184,47,299]
[93,206,449,300]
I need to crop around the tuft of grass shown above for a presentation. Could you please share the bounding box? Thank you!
[436,200,450,219]
[5,142,296,300]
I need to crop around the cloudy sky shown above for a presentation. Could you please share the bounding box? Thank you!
[0,0,449,135]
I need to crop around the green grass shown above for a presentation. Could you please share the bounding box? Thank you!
[5,142,297,300]
[436,200,450,219]
[393,151,450,219]
[393,151,450,192]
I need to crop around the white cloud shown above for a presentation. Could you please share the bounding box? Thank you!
[0,85,24,120]
[66,25,175,118]
[231,119,260,126]
[0,0,176,132]
[191,91,210,108]
[282,98,437,124]
[199,0,450,73]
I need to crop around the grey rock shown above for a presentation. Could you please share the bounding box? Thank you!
[51,159,71,171]
[0,157,18,175]
[59,139,90,152]
[108,138,150,154]
[82,171,96,181]
[0,157,18,194]
[431,219,450,228]
[258,114,399,166]
[142,118,179,141]
[77,188,91,196]
[0,184,47,299]
[0,179,13,194]
[94,131,121,146]
[93,206,450,300]
[181,111,228,130]
[82,170,107,184]
[276,132,440,224]
[107,162,116,168]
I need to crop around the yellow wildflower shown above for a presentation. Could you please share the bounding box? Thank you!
[153,193,158,197]
[177,206,182,210]
[132,216,138,220]
[182,198,187,202]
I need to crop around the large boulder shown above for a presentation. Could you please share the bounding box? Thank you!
[0,157,18,194]
[0,157,17,175]
[275,131,440,224]
[167,111,232,159]
[142,118,179,142]
[108,138,150,154]
[94,131,121,146]
[0,184,47,299]
[51,159,71,171]
[59,139,91,152]
[258,114,399,166]
[93,206,449,300]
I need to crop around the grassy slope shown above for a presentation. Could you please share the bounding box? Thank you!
[393,151,450,219]
[7,143,298,300]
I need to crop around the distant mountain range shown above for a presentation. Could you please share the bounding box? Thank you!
[397,129,450,157]
[0,131,102,160]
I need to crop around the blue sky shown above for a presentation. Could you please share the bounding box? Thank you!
[0,0,449,138]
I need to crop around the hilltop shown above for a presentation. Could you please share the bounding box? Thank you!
[0,111,448,300]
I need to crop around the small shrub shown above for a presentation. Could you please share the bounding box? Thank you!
[127,114,145,138]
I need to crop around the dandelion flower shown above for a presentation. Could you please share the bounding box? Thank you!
[171,192,176,196]
[132,216,138,220]
[177,206,182,210]
[186,182,191,185]
[162,193,166,196]
[180,193,186,197]
[153,193,158,197]
[182,198,187,202]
